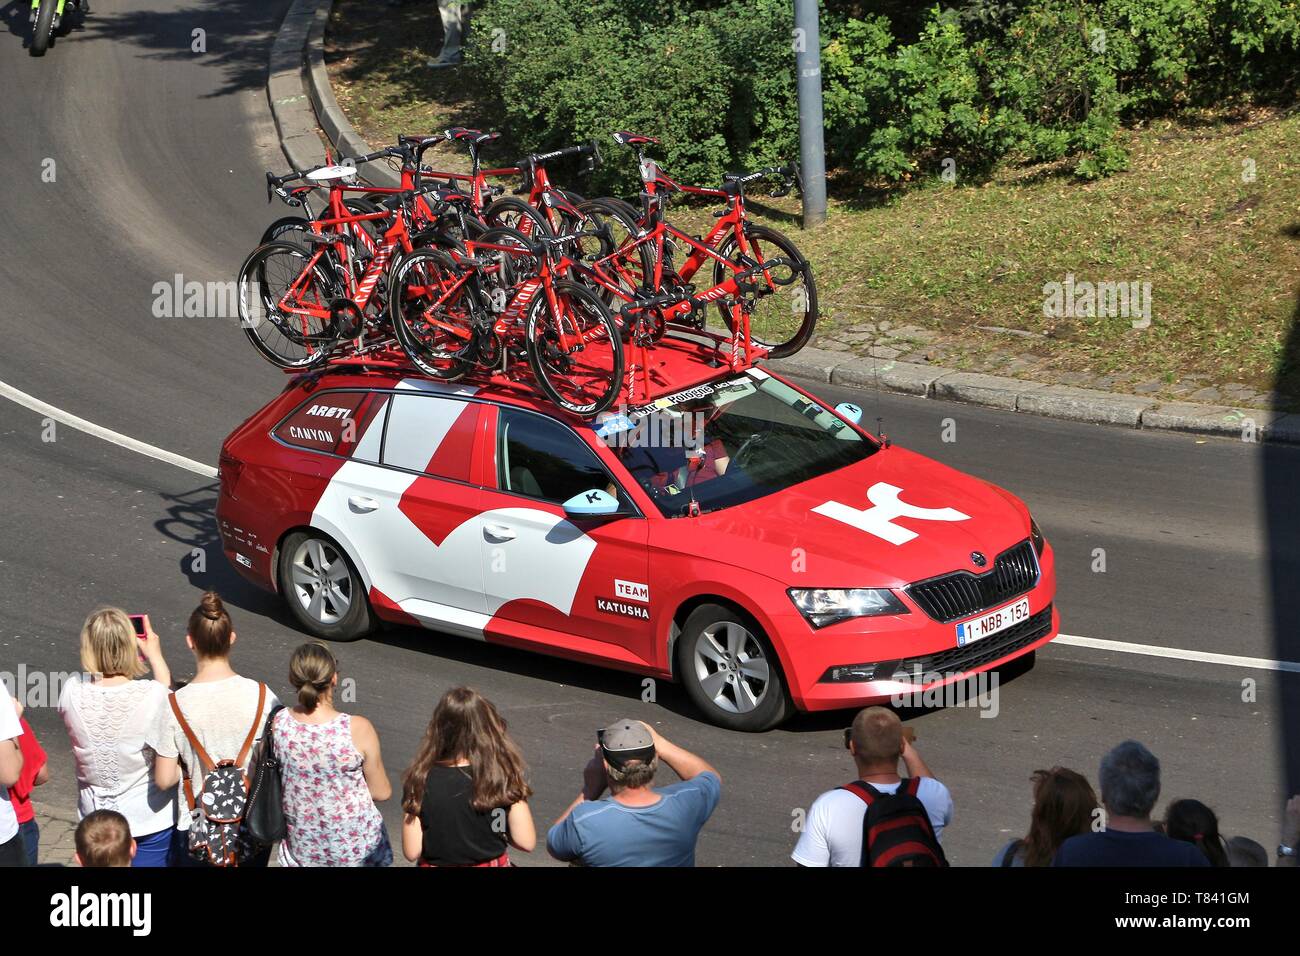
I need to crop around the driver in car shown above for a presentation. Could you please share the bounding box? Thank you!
[656,438,731,496]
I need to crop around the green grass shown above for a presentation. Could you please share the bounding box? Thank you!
[327,0,1300,407]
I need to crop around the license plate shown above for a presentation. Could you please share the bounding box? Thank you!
[956,597,1030,647]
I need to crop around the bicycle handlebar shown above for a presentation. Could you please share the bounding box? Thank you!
[721,163,800,197]
[513,140,601,171]
[264,146,414,201]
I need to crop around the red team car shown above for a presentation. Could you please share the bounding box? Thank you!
[218,364,1058,730]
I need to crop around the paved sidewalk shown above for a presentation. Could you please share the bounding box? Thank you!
[30,801,78,867]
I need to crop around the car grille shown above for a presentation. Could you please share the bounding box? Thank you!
[906,539,1039,623]
[891,604,1054,681]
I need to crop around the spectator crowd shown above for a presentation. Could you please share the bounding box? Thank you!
[0,591,1296,868]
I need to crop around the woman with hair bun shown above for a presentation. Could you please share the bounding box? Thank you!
[270,642,392,866]
[148,591,280,866]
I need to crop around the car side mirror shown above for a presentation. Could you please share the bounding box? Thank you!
[562,488,621,517]
[835,402,863,425]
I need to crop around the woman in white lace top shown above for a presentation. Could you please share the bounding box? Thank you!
[58,607,177,866]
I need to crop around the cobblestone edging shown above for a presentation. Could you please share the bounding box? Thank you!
[267,0,1300,445]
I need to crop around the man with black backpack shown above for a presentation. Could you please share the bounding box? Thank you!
[792,706,953,867]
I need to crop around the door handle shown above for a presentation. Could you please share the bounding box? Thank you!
[484,523,517,541]
[348,495,380,514]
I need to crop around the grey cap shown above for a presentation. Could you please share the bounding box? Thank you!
[599,718,656,768]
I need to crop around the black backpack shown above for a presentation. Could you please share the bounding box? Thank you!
[839,778,949,867]
[170,683,267,867]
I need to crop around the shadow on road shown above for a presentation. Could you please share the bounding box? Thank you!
[153,482,282,622]
[36,0,288,97]
[1266,221,1300,799]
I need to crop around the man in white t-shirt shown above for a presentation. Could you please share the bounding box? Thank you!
[792,706,953,867]
[0,680,28,867]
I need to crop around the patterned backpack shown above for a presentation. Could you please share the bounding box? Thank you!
[169,684,267,866]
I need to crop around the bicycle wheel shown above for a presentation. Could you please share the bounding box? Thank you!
[577,199,655,302]
[712,224,817,359]
[238,241,340,370]
[525,281,623,417]
[260,215,312,248]
[31,0,56,55]
[476,226,539,288]
[388,248,474,380]
[483,197,553,240]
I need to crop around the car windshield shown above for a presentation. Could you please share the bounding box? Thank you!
[592,370,878,517]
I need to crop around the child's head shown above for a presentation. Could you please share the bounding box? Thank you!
[75,810,135,867]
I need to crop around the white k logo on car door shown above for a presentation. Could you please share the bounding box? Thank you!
[813,482,970,544]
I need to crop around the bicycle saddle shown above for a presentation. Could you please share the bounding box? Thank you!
[446,127,500,145]
[305,165,359,184]
[612,131,660,147]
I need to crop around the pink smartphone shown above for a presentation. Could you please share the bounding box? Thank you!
[129,615,147,661]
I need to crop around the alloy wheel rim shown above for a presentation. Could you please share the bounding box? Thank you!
[693,621,769,714]
[290,538,352,625]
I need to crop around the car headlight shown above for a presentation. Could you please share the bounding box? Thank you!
[1030,517,1046,556]
[788,588,909,629]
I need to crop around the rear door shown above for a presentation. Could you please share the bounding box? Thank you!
[308,388,489,635]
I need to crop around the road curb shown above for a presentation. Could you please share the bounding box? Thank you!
[266,3,1299,446]
[266,0,402,187]
[766,349,1298,444]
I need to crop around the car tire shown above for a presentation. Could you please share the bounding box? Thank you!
[278,531,373,642]
[675,603,791,732]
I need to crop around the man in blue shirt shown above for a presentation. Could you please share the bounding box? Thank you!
[1053,740,1209,867]
[547,719,722,867]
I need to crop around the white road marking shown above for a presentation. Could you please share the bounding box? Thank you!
[4,378,1299,674]
[0,379,217,479]
[1056,633,1300,674]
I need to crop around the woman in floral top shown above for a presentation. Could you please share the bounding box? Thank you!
[271,643,392,867]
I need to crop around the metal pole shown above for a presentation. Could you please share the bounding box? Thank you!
[794,0,827,229]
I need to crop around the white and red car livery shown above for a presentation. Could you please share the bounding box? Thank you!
[218,365,1058,730]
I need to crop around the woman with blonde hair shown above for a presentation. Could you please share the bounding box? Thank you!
[58,607,176,866]
[402,686,535,867]
[270,642,393,866]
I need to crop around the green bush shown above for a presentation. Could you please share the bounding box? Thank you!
[467,0,1300,192]
[468,0,796,194]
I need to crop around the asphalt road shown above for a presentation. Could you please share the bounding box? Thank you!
[1,0,1296,867]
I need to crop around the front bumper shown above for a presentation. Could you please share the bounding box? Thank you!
[774,544,1059,712]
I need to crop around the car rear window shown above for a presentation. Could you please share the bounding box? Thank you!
[274,391,390,461]
[381,393,480,483]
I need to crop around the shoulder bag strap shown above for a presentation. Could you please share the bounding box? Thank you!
[235,683,268,768]
[169,692,214,812]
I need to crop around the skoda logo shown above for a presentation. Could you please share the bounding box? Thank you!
[971,551,988,568]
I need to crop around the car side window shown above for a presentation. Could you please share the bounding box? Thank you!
[381,394,480,482]
[274,391,389,463]
[498,408,619,505]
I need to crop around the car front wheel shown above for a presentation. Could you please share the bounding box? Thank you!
[676,604,791,732]
[278,531,373,642]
